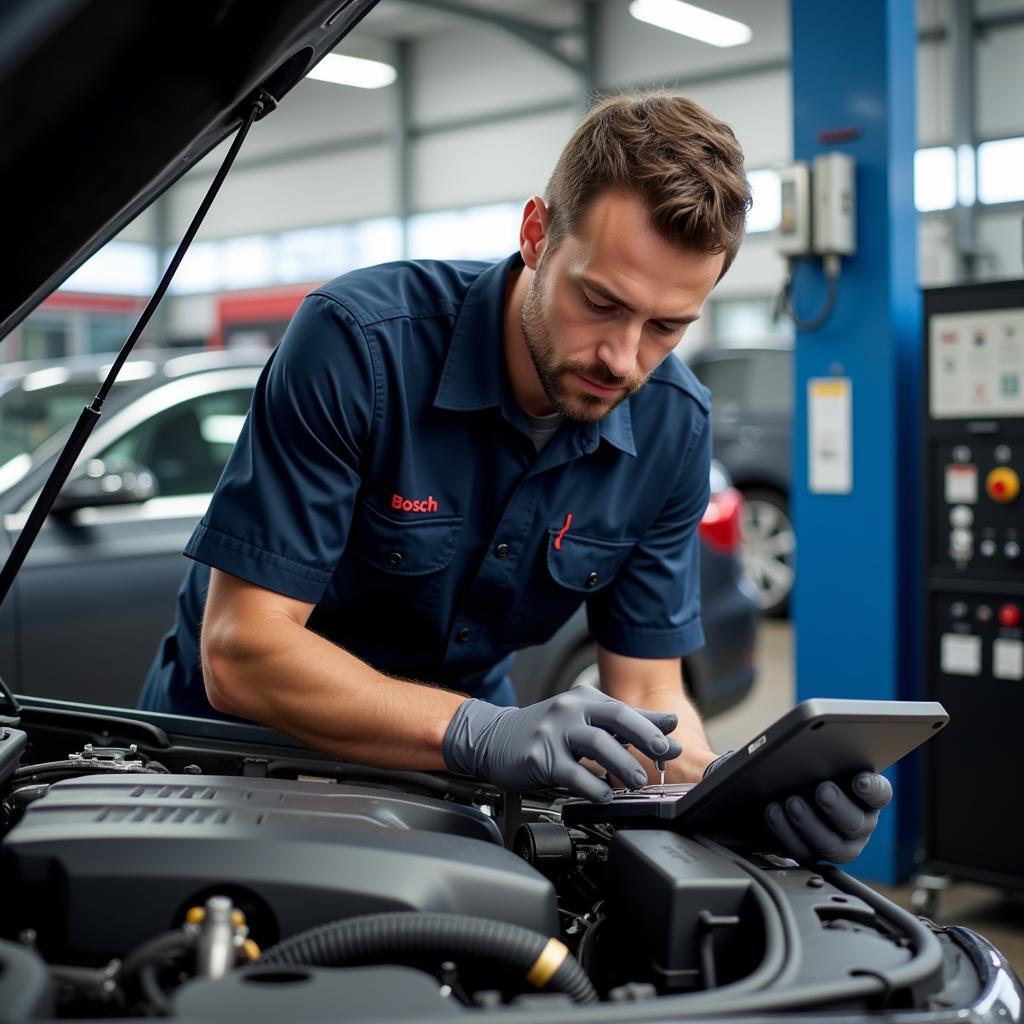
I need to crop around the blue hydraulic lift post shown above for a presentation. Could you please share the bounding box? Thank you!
[790,0,922,883]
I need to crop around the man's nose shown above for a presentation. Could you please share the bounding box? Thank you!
[597,322,641,380]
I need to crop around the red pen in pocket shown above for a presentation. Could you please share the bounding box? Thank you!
[553,513,573,550]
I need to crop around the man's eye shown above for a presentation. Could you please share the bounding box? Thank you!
[582,293,615,315]
[650,321,678,337]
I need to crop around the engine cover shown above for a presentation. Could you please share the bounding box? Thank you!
[1,774,558,957]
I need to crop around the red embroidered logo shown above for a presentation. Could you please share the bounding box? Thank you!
[392,492,439,513]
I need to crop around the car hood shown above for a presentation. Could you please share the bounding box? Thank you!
[0,0,379,340]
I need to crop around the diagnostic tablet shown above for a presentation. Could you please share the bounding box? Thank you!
[562,698,949,830]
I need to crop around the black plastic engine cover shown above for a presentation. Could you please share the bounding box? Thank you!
[173,965,464,1020]
[1,774,558,957]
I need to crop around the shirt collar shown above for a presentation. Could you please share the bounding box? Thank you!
[434,252,636,458]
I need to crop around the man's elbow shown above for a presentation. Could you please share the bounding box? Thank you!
[200,624,251,716]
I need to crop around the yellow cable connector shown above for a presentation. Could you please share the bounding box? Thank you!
[230,909,246,928]
[525,938,569,989]
[184,907,206,925]
[242,939,261,961]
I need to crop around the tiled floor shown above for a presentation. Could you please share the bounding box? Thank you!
[704,620,1024,978]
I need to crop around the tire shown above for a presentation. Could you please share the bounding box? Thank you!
[740,488,794,619]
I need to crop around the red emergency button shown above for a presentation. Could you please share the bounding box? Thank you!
[999,603,1022,629]
[986,467,1021,504]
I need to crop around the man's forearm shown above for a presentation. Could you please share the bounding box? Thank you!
[203,612,466,770]
[597,646,717,783]
[634,681,717,782]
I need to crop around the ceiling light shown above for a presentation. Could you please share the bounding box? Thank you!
[307,53,397,89]
[629,0,752,47]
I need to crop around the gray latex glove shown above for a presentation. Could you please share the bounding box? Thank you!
[442,689,682,803]
[703,756,893,864]
[765,772,893,864]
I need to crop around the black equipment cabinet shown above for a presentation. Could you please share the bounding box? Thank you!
[914,280,1024,915]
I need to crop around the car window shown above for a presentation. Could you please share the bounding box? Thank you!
[745,350,793,415]
[0,380,113,465]
[690,355,750,410]
[99,388,253,497]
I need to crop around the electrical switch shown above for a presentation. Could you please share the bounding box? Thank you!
[986,467,1020,504]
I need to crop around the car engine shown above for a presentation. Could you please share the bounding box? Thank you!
[0,711,1016,1022]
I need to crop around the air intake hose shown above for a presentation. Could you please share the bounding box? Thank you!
[258,912,597,1004]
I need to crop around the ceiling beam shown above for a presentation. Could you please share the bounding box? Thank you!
[404,0,584,73]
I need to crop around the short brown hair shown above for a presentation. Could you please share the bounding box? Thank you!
[545,92,751,276]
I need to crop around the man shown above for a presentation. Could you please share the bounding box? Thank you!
[140,93,889,863]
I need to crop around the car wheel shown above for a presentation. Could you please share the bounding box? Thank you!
[740,488,794,618]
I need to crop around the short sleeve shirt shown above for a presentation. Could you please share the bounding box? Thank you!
[143,254,712,718]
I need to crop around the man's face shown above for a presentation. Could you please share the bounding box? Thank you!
[519,190,726,422]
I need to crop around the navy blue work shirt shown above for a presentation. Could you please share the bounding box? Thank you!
[139,253,712,719]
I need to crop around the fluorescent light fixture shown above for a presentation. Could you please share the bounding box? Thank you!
[629,0,752,47]
[307,53,397,89]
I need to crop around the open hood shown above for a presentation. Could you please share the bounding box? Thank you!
[0,0,380,339]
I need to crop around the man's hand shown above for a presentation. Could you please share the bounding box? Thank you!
[442,689,682,802]
[704,756,893,864]
[765,772,893,864]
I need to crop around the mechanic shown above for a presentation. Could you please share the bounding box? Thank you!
[139,92,890,864]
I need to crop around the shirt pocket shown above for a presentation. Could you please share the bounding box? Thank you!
[545,530,635,593]
[347,500,463,576]
[504,529,635,646]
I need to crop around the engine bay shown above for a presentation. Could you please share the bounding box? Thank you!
[0,703,1011,1022]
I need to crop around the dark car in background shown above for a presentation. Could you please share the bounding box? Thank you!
[0,350,757,717]
[688,344,794,616]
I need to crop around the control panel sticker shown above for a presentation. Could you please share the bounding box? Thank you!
[993,639,1024,681]
[930,308,1024,419]
[940,632,983,676]
[808,377,852,494]
[945,464,979,504]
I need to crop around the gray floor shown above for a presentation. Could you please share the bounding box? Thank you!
[704,620,1024,978]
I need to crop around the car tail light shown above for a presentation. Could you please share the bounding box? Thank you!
[699,486,743,554]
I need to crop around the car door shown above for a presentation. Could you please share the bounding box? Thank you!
[8,368,258,708]
[690,352,753,477]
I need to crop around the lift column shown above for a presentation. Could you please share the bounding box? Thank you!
[789,0,921,883]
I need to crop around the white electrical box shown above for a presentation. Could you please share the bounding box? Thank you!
[812,151,856,256]
[777,162,811,256]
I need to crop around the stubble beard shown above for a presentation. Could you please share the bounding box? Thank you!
[519,265,648,424]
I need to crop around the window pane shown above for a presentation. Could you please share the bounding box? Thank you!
[746,169,781,233]
[689,355,750,406]
[21,316,70,361]
[915,146,957,211]
[101,389,253,497]
[408,203,521,260]
[61,241,157,295]
[713,297,790,344]
[977,137,1024,205]
[87,313,135,354]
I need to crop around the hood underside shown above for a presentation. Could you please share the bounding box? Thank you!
[0,0,379,339]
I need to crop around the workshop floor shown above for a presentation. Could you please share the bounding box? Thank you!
[705,620,1024,979]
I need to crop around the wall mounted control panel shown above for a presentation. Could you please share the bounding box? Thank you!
[922,281,1024,884]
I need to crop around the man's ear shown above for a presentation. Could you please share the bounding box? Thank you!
[519,195,550,271]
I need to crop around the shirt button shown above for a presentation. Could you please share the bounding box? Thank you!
[387,551,402,568]
[495,543,510,559]
[457,627,471,643]
[586,571,599,588]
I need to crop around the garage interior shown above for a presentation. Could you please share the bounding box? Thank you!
[3,0,1024,989]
